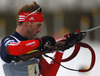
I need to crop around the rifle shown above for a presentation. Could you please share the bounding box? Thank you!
[44,26,100,72]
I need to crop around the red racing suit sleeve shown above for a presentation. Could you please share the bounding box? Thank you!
[7,39,42,56]
[40,51,63,76]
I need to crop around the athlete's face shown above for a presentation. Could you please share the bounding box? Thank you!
[26,22,43,39]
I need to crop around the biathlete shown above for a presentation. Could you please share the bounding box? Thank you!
[0,1,83,76]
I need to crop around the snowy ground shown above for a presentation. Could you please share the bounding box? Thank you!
[0,41,100,76]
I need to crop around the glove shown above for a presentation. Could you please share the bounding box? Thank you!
[59,32,85,51]
[36,36,56,50]
[35,36,56,53]
[41,36,56,46]
[60,33,76,51]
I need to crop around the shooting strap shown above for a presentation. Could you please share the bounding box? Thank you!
[61,41,96,72]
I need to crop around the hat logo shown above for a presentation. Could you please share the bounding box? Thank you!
[29,17,34,20]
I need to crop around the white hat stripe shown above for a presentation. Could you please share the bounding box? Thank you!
[19,15,25,17]
[19,18,25,19]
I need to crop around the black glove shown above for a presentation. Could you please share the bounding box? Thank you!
[41,36,56,46]
[35,36,56,53]
[60,32,85,51]
[36,36,56,50]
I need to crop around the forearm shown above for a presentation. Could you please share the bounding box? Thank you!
[7,39,42,56]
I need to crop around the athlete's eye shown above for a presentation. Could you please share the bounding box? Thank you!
[37,24,42,27]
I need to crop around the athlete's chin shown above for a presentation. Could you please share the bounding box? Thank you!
[32,33,38,39]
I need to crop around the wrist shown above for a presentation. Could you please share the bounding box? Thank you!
[34,38,42,46]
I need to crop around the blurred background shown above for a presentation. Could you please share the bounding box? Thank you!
[0,0,100,76]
